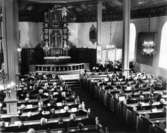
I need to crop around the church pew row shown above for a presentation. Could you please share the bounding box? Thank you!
[0,73,105,133]
[80,72,167,133]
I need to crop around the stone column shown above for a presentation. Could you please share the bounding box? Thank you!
[2,0,19,115]
[97,0,103,63]
[2,0,19,83]
[122,0,131,77]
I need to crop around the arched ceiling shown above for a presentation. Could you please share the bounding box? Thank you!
[16,0,167,22]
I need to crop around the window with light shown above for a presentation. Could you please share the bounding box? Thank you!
[129,23,136,61]
[159,22,167,69]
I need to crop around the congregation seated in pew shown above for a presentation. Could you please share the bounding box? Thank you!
[90,61,135,73]
[0,73,104,133]
[81,71,167,133]
[0,69,166,133]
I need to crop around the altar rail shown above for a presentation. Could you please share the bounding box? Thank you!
[29,63,89,74]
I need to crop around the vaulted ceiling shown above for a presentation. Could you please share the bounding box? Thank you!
[16,0,167,22]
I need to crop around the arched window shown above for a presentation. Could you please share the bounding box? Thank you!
[129,23,136,61]
[159,22,167,69]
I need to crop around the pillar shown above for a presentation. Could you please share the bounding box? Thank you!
[97,0,102,45]
[97,0,103,63]
[2,0,19,83]
[122,0,131,77]
[2,0,19,115]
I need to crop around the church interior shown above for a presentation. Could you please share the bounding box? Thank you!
[0,0,167,133]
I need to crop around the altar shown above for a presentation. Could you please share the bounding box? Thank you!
[44,56,71,64]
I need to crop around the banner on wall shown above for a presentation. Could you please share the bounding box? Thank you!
[136,32,157,66]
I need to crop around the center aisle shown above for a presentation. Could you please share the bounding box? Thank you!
[72,86,137,133]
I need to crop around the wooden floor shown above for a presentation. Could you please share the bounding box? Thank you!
[73,86,137,133]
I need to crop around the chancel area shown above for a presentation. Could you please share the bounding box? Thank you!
[0,0,167,133]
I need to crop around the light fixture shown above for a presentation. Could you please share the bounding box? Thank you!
[17,48,22,52]
[142,40,155,55]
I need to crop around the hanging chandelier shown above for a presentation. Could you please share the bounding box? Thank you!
[142,40,155,55]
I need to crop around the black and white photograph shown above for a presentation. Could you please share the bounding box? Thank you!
[0,0,167,133]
